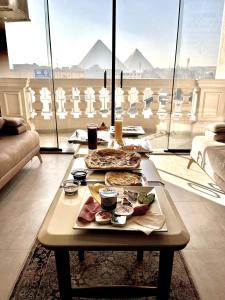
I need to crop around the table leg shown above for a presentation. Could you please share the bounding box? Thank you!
[157,249,174,300]
[137,250,144,261]
[55,249,72,300]
[78,250,85,261]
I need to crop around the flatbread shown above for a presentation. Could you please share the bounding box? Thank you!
[120,145,146,152]
[105,172,142,186]
[85,148,141,170]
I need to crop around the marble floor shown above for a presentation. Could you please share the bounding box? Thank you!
[0,154,225,299]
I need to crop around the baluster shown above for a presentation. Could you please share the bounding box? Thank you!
[172,88,183,119]
[24,81,37,119]
[157,89,168,120]
[99,87,110,118]
[55,87,67,119]
[189,87,200,121]
[128,87,139,118]
[143,88,153,118]
[71,87,81,118]
[85,87,96,118]
[115,87,124,118]
[40,87,53,120]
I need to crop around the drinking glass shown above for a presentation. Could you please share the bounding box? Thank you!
[87,123,97,150]
[115,118,123,141]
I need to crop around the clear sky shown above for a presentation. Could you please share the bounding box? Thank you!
[5,0,225,68]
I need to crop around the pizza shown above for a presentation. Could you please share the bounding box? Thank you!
[105,171,142,186]
[119,145,147,152]
[85,148,141,170]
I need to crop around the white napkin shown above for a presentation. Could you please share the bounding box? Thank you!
[126,212,166,235]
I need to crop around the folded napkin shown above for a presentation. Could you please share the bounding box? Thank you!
[78,196,102,224]
[126,212,166,235]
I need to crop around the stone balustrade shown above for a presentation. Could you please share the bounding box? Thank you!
[0,78,225,136]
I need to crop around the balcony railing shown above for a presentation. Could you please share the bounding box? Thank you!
[1,78,225,148]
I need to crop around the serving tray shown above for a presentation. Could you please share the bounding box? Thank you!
[73,186,167,233]
[68,129,110,144]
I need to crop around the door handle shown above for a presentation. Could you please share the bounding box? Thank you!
[104,70,107,88]
[120,70,123,88]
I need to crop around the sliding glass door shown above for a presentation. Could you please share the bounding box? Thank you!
[168,0,225,150]
[47,0,112,151]
[116,0,180,150]
[2,0,225,152]
[2,0,59,149]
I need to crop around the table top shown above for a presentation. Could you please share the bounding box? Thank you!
[38,154,189,251]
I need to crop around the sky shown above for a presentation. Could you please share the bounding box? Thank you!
[5,0,225,68]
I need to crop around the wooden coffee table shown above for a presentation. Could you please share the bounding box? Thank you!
[38,155,189,300]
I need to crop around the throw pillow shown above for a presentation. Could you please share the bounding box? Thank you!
[206,122,225,133]
[205,130,225,142]
[0,124,27,135]
[4,117,25,127]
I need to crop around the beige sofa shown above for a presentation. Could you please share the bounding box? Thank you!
[0,117,42,190]
[188,135,225,191]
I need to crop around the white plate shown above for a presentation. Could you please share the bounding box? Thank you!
[109,138,152,153]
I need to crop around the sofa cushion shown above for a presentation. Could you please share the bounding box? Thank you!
[0,117,5,129]
[0,130,40,179]
[205,130,225,142]
[4,117,25,127]
[206,122,225,133]
[0,124,27,135]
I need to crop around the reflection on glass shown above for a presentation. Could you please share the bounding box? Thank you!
[169,0,225,150]
[4,0,58,148]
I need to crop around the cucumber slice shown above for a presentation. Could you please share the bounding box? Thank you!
[137,192,155,205]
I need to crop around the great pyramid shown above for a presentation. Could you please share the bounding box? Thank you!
[125,48,155,72]
[79,40,125,70]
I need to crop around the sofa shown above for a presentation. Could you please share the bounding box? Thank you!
[0,117,42,190]
[188,135,225,191]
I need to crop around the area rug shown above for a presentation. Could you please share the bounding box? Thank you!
[10,241,199,300]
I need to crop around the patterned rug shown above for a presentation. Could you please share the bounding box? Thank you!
[10,241,199,300]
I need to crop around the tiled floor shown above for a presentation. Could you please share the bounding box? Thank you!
[0,154,225,299]
[150,155,225,300]
[0,154,72,300]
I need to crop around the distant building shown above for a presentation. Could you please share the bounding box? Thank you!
[9,40,217,80]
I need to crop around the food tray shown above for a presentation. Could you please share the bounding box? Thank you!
[110,126,145,136]
[110,138,152,153]
[73,186,167,232]
[68,129,110,144]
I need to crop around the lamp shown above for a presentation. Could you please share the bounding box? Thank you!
[0,0,30,22]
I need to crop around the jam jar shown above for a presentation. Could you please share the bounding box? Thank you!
[99,187,117,211]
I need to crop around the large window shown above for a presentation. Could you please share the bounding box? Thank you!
[0,0,225,152]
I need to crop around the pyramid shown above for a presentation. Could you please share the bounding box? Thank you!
[79,40,125,70]
[124,49,155,72]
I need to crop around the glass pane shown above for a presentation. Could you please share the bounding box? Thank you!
[48,0,112,151]
[3,0,58,149]
[116,0,179,151]
[169,0,225,149]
